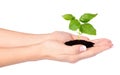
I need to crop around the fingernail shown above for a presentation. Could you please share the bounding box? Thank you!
[80,45,86,51]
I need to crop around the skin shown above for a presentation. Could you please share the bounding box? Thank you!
[0,28,113,67]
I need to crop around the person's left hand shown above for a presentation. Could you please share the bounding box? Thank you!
[50,31,89,43]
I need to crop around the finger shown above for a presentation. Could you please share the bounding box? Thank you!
[56,38,113,63]
[77,41,113,59]
[63,38,112,55]
[64,44,112,63]
[72,35,89,40]
[58,54,80,63]
[53,54,82,63]
[91,38,110,43]
[61,45,87,55]
[91,38,113,46]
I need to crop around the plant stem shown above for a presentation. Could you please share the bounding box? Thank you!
[77,31,81,40]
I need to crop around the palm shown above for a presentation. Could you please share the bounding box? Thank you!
[40,31,112,63]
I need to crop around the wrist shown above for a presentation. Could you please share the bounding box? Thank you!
[26,44,47,61]
[36,33,51,43]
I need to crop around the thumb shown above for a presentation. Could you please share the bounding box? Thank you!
[72,45,87,52]
[63,45,87,55]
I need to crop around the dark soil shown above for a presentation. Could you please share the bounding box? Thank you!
[64,40,94,48]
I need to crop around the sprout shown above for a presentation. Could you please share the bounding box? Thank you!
[62,13,97,39]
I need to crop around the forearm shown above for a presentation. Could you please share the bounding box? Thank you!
[0,28,50,47]
[0,45,43,67]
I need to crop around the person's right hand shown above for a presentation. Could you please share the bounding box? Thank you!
[74,38,113,60]
[30,38,113,63]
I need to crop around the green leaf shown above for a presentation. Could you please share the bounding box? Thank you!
[79,13,97,23]
[69,19,81,31]
[80,23,96,35]
[62,14,75,20]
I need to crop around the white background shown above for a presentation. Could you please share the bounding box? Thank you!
[0,0,120,75]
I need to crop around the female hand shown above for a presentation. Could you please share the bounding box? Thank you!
[31,32,113,63]
[0,30,113,67]
[49,31,89,42]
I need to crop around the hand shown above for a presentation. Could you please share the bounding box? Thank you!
[73,38,113,60]
[31,31,89,62]
[31,31,113,63]
[0,30,113,67]
[50,31,89,42]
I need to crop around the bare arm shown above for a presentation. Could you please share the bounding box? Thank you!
[0,28,49,47]
[0,29,112,67]
[0,38,112,67]
[0,46,36,67]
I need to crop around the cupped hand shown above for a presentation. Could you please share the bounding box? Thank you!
[32,31,113,63]
[70,38,113,61]
[50,31,89,42]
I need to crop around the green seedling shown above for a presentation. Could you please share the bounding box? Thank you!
[62,13,97,39]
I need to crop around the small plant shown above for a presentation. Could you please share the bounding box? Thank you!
[62,13,97,48]
[62,13,97,39]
